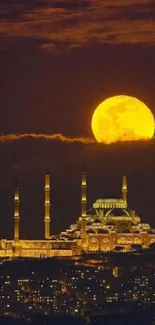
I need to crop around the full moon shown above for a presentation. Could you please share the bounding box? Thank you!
[91,95,155,144]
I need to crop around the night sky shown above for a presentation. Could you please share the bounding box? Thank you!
[0,0,155,239]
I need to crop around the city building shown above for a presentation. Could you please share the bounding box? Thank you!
[1,257,155,317]
[0,164,155,258]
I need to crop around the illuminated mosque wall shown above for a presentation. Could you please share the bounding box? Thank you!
[0,164,155,258]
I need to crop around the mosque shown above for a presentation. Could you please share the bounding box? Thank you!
[0,164,155,258]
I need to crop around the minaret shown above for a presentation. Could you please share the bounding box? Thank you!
[122,176,127,207]
[81,162,87,239]
[14,180,20,241]
[44,162,51,239]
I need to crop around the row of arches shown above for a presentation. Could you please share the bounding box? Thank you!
[88,236,145,252]
[88,238,111,252]
[117,237,142,245]
[20,249,73,257]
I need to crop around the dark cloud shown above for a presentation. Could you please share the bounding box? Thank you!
[0,0,155,50]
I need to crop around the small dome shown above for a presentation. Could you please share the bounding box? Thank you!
[106,208,130,217]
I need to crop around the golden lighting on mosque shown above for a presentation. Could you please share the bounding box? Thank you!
[91,95,155,144]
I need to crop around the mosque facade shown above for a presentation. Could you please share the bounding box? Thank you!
[0,165,155,258]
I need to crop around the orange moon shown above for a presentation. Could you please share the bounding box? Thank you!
[91,95,155,144]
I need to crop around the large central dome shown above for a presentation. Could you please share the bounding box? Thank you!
[93,198,126,210]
